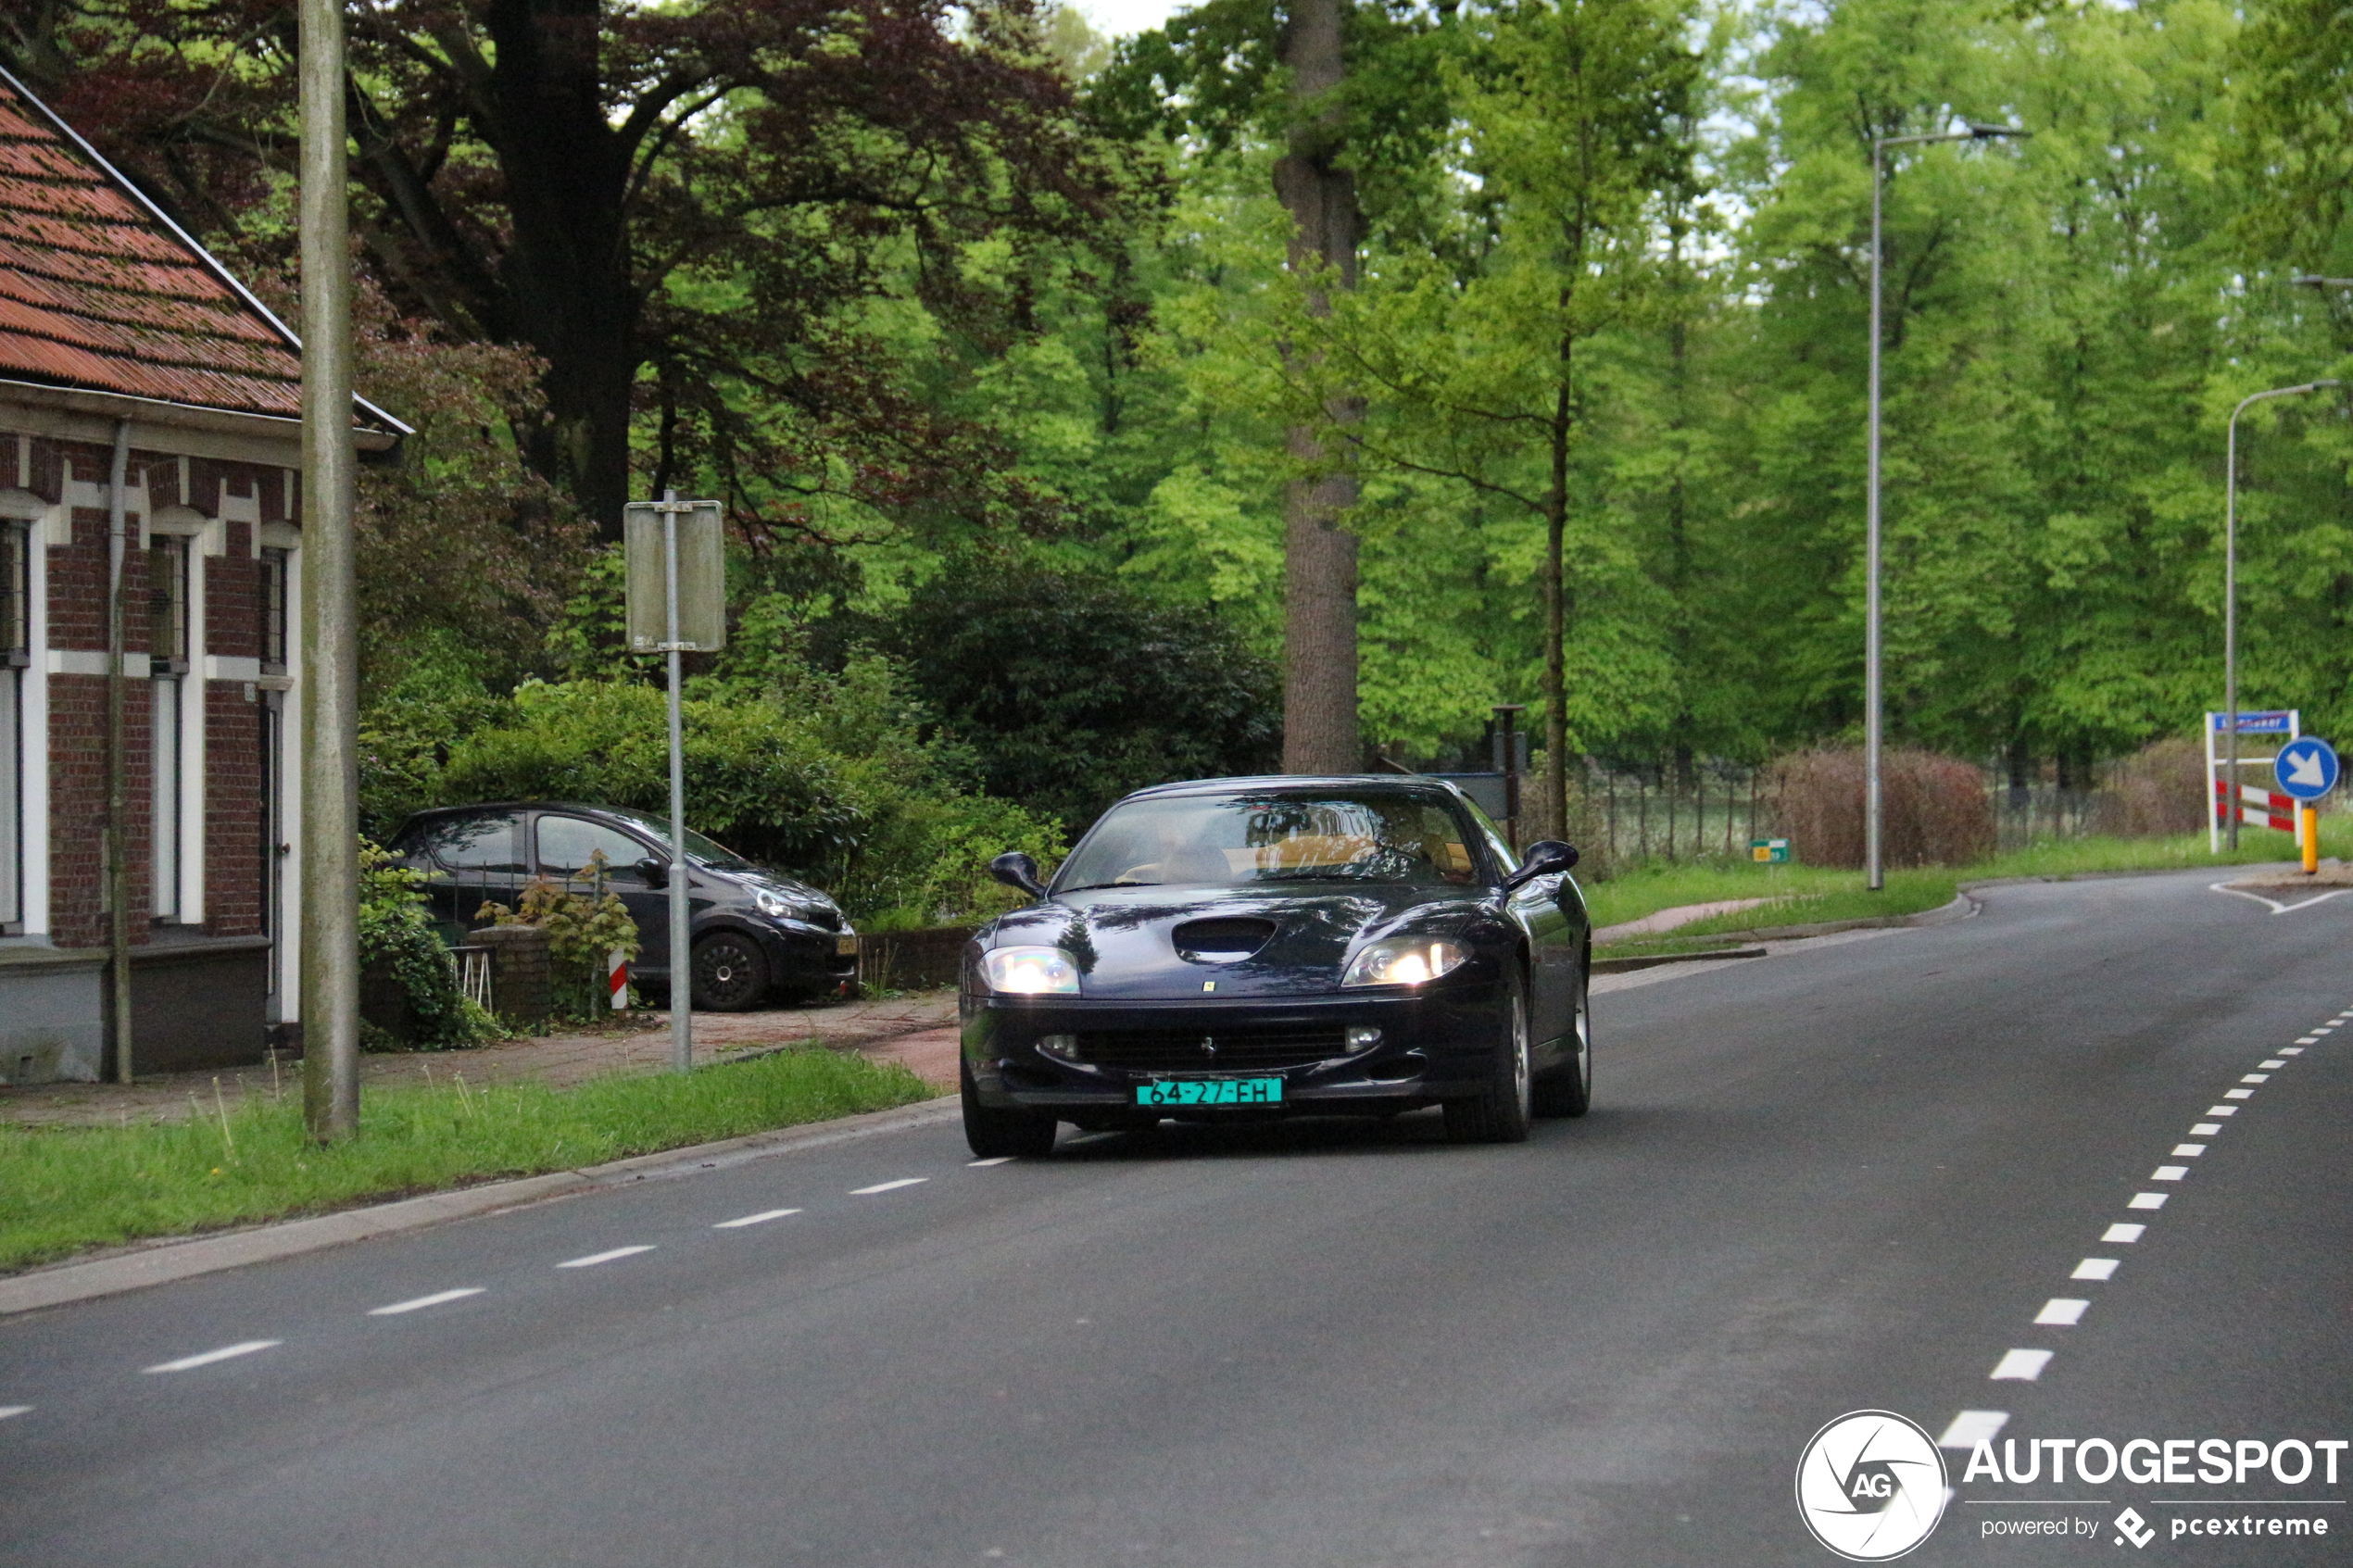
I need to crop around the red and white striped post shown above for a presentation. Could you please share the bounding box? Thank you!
[608,949,629,1011]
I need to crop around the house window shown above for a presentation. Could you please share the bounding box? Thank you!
[258,546,288,674]
[149,534,190,922]
[0,521,26,929]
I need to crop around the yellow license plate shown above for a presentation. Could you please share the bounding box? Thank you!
[837,935,859,956]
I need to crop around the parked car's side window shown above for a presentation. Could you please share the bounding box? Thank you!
[418,812,524,873]
[535,815,653,884]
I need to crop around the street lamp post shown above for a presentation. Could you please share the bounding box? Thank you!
[2222,378,2341,847]
[1867,122,2027,892]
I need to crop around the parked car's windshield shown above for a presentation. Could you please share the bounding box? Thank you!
[598,806,755,872]
[1057,792,1480,891]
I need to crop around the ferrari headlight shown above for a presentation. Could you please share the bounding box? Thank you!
[753,889,791,918]
[1341,939,1470,988]
[981,946,1081,995]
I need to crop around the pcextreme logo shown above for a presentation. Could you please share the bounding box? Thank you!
[1796,1411,1952,1562]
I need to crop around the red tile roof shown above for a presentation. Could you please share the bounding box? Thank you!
[0,71,396,433]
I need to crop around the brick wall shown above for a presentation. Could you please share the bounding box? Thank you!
[31,434,292,950]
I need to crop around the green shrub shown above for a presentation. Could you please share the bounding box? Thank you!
[359,843,497,1050]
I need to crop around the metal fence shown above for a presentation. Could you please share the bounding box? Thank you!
[1583,760,1768,867]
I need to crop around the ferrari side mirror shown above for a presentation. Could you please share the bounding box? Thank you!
[635,857,669,888]
[1502,839,1578,892]
[989,851,1049,899]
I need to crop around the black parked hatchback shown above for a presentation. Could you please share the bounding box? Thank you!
[387,802,858,1010]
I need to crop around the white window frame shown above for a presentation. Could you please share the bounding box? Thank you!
[148,505,210,926]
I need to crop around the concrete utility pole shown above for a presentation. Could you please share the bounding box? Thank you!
[1867,121,2027,891]
[298,0,360,1141]
[2222,378,2339,848]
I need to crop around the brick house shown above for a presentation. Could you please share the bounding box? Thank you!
[0,69,402,1082]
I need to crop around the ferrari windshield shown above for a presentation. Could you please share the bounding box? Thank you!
[1057,792,1481,890]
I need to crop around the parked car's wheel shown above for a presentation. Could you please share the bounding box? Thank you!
[1532,960,1592,1118]
[962,1059,1059,1158]
[1443,967,1534,1145]
[690,932,771,1011]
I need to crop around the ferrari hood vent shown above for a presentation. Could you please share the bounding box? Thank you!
[1171,916,1277,962]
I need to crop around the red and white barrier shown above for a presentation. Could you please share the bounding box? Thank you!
[2214,780,2298,834]
[608,948,630,1010]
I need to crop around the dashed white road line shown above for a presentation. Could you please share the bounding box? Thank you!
[368,1288,484,1316]
[2071,1258,2120,1281]
[2034,1298,2090,1326]
[2170,1144,2206,1158]
[2259,1060,2287,1070]
[143,1340,281,1374]
[850,1178,929,1196]
[2191,1122,2223,1135]
[967,1158,1013,1168]
[2102,1223,2145,1244]
[0,1405,30,1421]
[2128,1192,2168,1210]
[556,1246,655,1269]
[1940,1411,2009,1449]
[2206,1105,2239,1117]
[2240,1073,2271,1085]
[712,1209,801,1229]
[2279,1047,2304,1057]
[2224,1086,2254,1099]
[1991,1349,2054,1381]
[2150,1166,2188,1182]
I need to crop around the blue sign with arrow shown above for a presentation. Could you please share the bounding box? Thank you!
[2274,737,2340,801]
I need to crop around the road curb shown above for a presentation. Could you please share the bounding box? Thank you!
[0,1095,958,1319]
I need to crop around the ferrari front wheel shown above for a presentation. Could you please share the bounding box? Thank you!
[1444,968,1533,1145]
[962,1059,1058,1159]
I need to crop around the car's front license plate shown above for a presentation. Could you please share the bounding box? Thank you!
[1135,1077,1283,1107]
[836,935,859,956]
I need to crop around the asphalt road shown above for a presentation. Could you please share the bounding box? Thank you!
[3,870,2347,1568]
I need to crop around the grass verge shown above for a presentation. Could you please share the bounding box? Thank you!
[1587,823,2352,949]
[0,1047,936,1275]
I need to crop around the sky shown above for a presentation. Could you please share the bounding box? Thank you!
[1070,0,1186,40]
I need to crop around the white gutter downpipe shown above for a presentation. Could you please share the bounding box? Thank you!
[105,417,133,1083]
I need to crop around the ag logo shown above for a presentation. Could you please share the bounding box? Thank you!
[1795,1411,1949,1561]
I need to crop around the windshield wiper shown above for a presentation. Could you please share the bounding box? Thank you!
[1060,880,1164,892]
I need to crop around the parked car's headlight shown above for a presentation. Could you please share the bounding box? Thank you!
[981,946,1081,995]
[1341,938,1470,988]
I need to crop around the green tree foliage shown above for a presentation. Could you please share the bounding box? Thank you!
[871,562,1283,829]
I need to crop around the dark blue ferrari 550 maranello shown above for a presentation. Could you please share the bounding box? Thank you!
[959,774,1592,1157]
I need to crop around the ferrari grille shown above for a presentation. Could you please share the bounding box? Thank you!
[1072,1026,1348,1073]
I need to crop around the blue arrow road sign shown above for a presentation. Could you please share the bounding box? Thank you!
[2274,737,2340,801]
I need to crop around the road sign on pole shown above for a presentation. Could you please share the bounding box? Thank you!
[2206,710,2299,852]
[623,495,726,1073]
[2273,736,2340,801]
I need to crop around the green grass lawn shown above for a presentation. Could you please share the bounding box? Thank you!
[0,1047,936,1275]
[1585,822,2350,949]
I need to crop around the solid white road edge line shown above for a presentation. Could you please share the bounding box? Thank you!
[556,1246,655,1269]
[712,1209,801,1229]
[850,1178,928,1195]
[368,1287,485,1316]
[142,1340,282,1374]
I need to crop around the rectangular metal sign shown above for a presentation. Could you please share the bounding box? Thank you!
[1750,838,1791,863]
[623,499,726,652]
[2208,710,2297,734]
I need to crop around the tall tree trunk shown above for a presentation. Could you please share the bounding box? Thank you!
[1273,0,1362,773]
[1541,367,1570,841]
[487,0,640,541]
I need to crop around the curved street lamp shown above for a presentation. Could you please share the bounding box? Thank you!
[2221,378,2341,847]
[1867,122,2028,891]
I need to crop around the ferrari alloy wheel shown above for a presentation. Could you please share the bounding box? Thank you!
[1444,969,1534,1145]
[1533,960,1593,1118]
[962,1059,1059,1159]
[690,932,771,1012]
